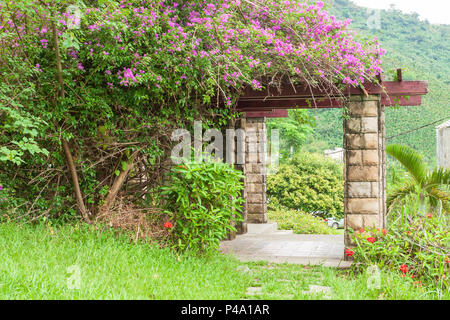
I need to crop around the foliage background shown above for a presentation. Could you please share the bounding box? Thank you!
[267,152,344,217]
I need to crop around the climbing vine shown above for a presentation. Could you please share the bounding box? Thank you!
[0,0,384,221]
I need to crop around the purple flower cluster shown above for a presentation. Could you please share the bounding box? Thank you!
[1,0,385,100]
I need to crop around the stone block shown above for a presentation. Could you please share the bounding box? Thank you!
[247,213,267,223]
[345,214,380,231]
[362,150,379,165]
[347,165,379,182]
[347,182,372,198]
[346,118,361,133]
[247,203,264,214]
[247,152,259,164]
[364,133,379,149]
[247,193,263,204]
[247,174,263,184]
[363,214,380,228]
[348,101,378,117]
[247,164,265,174]
[246,183,264,193]
[371,182,379,197]
[347,150,362,165]
[361,117,378,133]
[345,134,363,149]
[345,214,363,230]
[346,198,379,214]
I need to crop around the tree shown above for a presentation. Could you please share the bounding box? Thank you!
[267,152,344,217]
[266,109,316,162]
[386,144,449,214]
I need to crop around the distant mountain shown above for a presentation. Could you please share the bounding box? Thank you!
[309,0,450,164]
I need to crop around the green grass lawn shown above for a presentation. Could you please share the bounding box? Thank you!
[0,222,445,300]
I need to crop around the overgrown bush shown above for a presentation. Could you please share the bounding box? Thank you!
[267,152,344,217]
[161,160,244,252]
[268,206,338,235]
[349,204,449,294]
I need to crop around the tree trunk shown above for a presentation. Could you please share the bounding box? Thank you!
[98,152,138,217]
[52,21,90,223]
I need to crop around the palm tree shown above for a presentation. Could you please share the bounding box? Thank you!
[386,144,449,214]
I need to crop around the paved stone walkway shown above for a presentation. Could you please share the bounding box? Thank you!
[220,223,351,268]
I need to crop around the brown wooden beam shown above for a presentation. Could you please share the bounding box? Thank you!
[238,94,423,115]
[237,97,344,110]
[245,109,289,118]
[239,81,428,101]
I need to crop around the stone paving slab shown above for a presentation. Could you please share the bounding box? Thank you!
[220,232,351,268]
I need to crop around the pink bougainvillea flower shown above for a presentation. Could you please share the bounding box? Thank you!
[40,38,48,48]
[367,237,376,244]
[400,264,408,274]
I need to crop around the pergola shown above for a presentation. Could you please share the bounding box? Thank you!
[230,70,428,248]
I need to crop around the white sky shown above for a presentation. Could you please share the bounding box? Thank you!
[351,0,450,25]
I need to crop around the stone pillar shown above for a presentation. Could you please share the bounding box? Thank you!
[344,95,386,247]
[245,117,268,224]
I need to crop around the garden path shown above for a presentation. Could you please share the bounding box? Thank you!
[220,223,352,268]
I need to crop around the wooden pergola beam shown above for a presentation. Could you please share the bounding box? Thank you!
[239,94,423,112]
[238,80,428,117]
[244,109,289,118]
[239,81,428,101]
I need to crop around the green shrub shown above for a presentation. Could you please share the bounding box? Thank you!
[350,205,449,294]
[267,152,344,217]
[161,160,244,252]
[268,205,338,235]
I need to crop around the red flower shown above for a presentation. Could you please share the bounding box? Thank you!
[367,237,376,244]
[163,222,173,229]
[445,257,450,264]
[426,213,433,219]
[381,229,387,235]
[400,264,408,274]
[345,249,354,257]
[359,228,365,233]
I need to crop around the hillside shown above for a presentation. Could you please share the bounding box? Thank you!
[308,0,450,164]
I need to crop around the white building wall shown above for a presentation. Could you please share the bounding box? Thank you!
[436,120,450,169]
